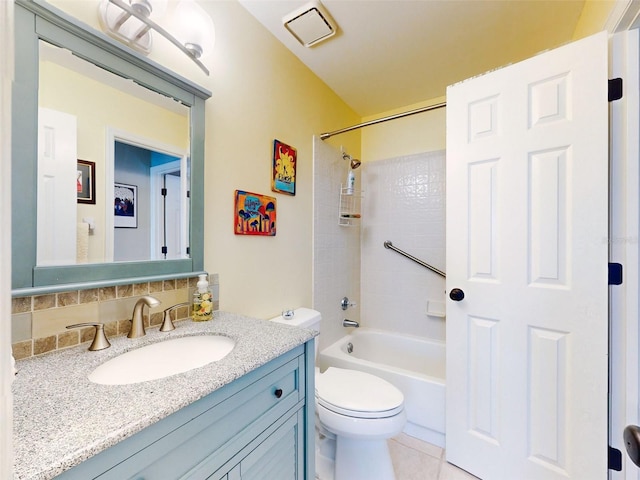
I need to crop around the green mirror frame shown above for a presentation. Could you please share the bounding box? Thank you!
[12,0,211,295]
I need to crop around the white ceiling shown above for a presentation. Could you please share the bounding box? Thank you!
[238,0,587,117]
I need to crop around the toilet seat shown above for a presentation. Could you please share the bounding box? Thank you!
[316,367,404,419]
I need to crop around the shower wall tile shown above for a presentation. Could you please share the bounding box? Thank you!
[313,137,361,351]
[313,141,445,345]
[361,151,446,341]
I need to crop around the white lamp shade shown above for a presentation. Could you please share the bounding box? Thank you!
[173,0,215,58]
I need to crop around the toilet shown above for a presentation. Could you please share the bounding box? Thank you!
[271,308,406,480]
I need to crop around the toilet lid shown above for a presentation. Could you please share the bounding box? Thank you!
[315,367,404,418]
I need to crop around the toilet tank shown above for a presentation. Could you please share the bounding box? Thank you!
[270,308,321,357]
[270,307,321,331]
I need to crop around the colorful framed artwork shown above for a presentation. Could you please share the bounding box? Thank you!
[272,139,296,196]
[77,159,96,204]
[114,182,137,228]
[234,190,276,236]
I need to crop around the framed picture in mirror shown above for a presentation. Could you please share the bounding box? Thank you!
[114,182,137,228]
[77,159,96,204]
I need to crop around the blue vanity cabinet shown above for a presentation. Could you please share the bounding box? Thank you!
[207,409,303,480]
[55,341,315,480]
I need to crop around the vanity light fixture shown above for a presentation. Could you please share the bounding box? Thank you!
[98,0,214,75]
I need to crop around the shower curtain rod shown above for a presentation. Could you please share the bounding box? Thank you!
[320,101,446,140]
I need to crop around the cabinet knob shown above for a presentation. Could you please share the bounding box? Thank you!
[274,388,283,399]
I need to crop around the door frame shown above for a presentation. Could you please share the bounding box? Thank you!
[1,1,13,478]
[149,158,189,260]
[104,127,187,262]
[609,28,640,480]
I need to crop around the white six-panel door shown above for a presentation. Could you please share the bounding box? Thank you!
[446,32,609,479]
[37,107,78,266]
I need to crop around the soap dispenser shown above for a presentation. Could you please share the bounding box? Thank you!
[192,274,213,321]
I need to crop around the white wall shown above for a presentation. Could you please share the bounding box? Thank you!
[361,151,446,340]
[1,0,13,476]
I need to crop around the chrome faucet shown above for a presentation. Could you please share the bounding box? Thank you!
[341,296,357,311]
[342,318,359,328]
[129,296,161,338]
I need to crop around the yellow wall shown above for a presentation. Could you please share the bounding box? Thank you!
[573,0,617,39]
[38,0,617,319]
[360,0,618,163]
[39,58,188,263]
[361,96,446,162]
[45,0,360,319]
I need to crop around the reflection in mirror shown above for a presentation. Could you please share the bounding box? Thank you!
[111,140,189,262]
[37,40,190,266]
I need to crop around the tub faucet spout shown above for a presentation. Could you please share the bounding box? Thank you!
[129,296,161,338]
[343,318,359,328]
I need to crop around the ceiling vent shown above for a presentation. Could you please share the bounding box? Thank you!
[283,1,337,47]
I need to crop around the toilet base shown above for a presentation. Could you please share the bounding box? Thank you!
[334,436,396,480]
[316,427,337,480]
[315,433,396,480]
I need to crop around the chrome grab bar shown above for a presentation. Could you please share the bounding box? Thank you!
[383,241,446,278]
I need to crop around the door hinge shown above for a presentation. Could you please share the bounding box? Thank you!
[609,78,623,102]
[161,187,167,197]
[187,190,190,198]
[609,445,622,471]
[609,263,623,285]
[186,246,190,255]
[161,246,168,255]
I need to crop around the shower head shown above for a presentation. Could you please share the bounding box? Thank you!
[342,151,361,169]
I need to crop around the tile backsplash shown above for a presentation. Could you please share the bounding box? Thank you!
[11,274,220,359]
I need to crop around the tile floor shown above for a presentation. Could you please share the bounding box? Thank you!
[388,434,480,480]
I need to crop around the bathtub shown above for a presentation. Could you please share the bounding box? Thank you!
[318,329,446,447]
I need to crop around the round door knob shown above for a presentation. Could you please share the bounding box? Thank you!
[449,288,465,301]
[274,388,283,399]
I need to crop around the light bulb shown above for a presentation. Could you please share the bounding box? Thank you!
[173,0,215,59]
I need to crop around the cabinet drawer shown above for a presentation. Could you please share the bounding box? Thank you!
[99,356,303,479]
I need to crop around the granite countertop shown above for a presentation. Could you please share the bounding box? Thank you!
[12,311,317,480]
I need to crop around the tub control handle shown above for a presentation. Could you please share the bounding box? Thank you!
[449,288,465,302]
[274,388,283,399]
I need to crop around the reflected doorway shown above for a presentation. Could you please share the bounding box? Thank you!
[106,130,189,262]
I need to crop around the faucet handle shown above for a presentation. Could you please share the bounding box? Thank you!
[66,323,111,351]
[341,297,357,311]
[161,302,190,332]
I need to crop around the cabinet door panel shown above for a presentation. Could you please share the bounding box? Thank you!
[241,412,300,480]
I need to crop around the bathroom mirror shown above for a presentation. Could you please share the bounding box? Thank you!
[38,41,191,266]
[12,0,211,293]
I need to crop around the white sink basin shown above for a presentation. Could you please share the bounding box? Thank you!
[89,335,235,385]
